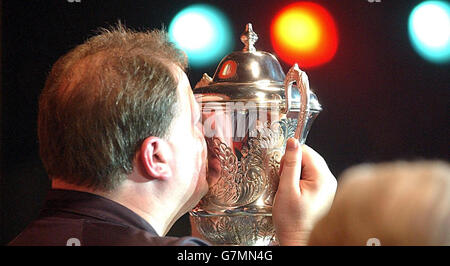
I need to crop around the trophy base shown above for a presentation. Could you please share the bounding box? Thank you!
[190,211,278,246]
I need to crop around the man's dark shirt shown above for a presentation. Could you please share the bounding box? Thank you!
[9,189,209,246]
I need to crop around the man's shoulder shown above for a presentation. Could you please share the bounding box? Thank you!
[81,219,209,246]
[9,216,209,246]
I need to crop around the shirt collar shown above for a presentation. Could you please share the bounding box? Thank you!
[41,189,158,235]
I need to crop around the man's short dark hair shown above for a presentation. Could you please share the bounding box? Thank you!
[38,24,188,191]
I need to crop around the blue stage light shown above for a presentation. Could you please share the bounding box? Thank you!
[408,1,450,63]
[169,4,233,67]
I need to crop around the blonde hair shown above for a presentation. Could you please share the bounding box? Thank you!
[308,160,450,246]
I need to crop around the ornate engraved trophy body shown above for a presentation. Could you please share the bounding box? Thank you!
[190,24,322,245]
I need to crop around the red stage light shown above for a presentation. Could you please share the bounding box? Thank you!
[271,2,338,68]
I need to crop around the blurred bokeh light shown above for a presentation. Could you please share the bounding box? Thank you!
[169,4,233,67]
[270,2,338,68]
[408,1,450,63]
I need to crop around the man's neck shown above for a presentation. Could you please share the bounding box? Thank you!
[51,178,178,236]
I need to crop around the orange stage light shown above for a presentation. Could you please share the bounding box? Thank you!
[271,2,338,68]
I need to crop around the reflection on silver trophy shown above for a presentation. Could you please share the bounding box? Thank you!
[191,23,322,245]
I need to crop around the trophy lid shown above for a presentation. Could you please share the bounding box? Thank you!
[194,23,321,112]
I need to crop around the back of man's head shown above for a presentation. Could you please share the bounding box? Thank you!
[38,24,187,191]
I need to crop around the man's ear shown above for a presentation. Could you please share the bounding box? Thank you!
[140,137,173,181]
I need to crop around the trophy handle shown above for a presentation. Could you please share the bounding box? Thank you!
[283,63,310,140]
[194,73,213,89]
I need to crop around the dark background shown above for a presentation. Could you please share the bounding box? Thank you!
[1,0,449,245]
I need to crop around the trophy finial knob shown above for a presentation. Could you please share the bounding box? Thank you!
[240,23,258,52]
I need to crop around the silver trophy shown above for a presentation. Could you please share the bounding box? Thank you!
[190,23,322,245]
